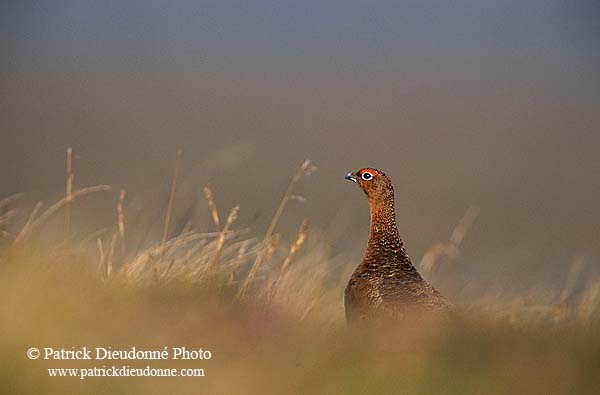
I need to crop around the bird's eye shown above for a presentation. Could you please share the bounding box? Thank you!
[361,172,373,181]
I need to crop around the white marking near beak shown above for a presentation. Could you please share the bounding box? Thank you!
[345,172,357,183]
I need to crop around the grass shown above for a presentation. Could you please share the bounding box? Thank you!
[0,151,599,394]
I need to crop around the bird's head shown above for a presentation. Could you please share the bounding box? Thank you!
[345,167,394,203]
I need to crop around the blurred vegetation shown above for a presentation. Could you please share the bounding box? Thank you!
[1,156,599,395]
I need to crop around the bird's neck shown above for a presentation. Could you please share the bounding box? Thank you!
[365,196,407,260]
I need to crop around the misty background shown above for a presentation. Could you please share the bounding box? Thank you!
[1,1,599,295]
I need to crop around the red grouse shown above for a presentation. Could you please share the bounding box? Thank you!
[344,167,452,323]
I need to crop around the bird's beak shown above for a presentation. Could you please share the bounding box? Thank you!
[345,172,357,183]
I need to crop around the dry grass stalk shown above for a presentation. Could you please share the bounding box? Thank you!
[164,226,195,260]
[559,252,586,304]
[97,238,106,279]
[419,206,480,276]
[300,299,318,321]
[117,189,126,258]
[122,231,224,282]
[228,240,250,286]
[203,184,220,229]
[0,209,18,228]
[65,147,74,236]
[181,240,207,267]
[211,205,240,267]
[577,279,600,323]
[163,259,176,278]
[238,233,280,298]
[0,193,24,211]
[263,160,314,245]
[449,206,480,246]
[269,219,309,299]
[13,186,112,245]
[158,226,207,280]
[263,233,281,265]
[160,149,182,259]
[79,228,108,248]
[13,202,43,245]
[280,219,309,274]
[238,160,315,298]
[106,233,117,279]
[0,194,24,239]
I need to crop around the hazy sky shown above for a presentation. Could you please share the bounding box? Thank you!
[2,1,599,292]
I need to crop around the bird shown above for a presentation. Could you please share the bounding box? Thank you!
[344,167,453,324]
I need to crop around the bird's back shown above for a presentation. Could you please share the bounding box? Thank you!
[345,253,453,323]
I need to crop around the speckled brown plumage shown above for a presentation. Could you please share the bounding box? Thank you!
[344,167,453,323]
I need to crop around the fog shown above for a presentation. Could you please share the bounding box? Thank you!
[2,0,599,293]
